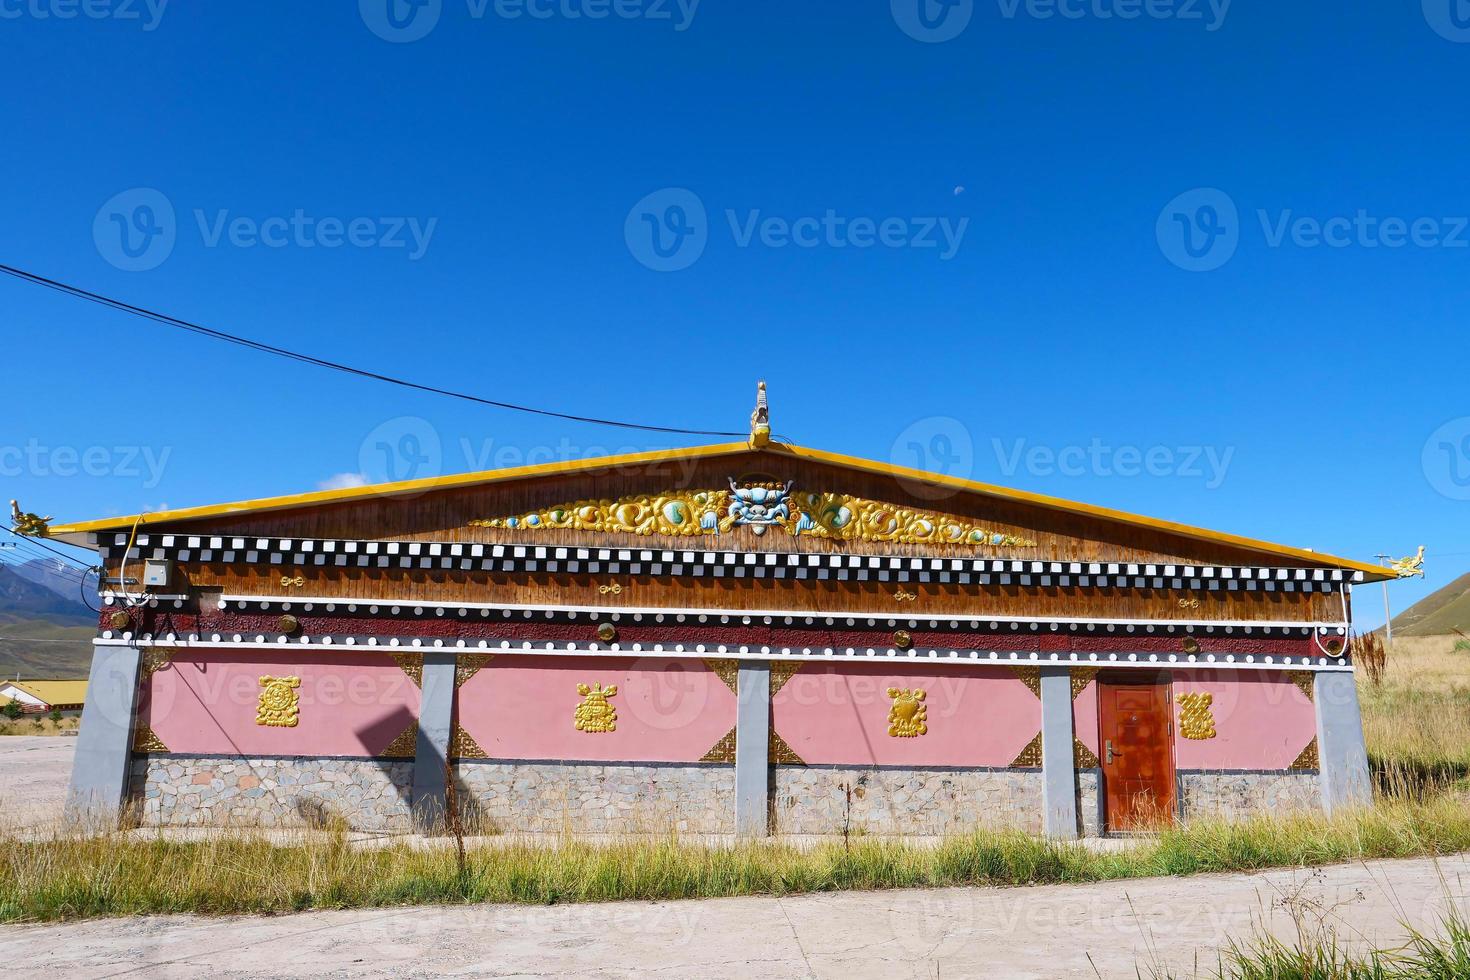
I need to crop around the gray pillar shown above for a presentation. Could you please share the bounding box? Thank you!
[1040,665,1078,839]
[65,644,143,826]
[734,661,771,838]
[1314,669,1372,813]
[411,652,458,832]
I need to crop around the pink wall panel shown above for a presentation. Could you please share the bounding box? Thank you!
[1072,676,1100,760]
[1171,669,1316,770]
[456,656,738,763]
[772,664,1040,767]
[142,651,420,757]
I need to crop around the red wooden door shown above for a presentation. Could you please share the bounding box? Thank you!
[1097,676,1175,832]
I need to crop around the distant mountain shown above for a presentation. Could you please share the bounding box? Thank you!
[1388,572,1470,638]
[0,564,94,626]
[0,564,96,679]
[8,558,98,606]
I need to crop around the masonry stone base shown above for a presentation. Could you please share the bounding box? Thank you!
[772,767,1045,836]
[128,756,413,830]
[453,761,736,835]
[127,756,1325,835]
[1177,770,1321,820]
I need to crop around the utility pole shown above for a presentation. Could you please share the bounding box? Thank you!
[1374,554,1394,646]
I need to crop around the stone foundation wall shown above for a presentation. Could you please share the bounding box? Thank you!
[129,756,413,830]
[454,761,735,835]
[1178,770,1321,820]
[772,767,1044,836]
[1077,769,1102,837]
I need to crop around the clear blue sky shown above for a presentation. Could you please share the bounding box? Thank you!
[3,2,1467,627]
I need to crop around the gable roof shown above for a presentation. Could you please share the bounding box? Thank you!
[44,440,1392,580]
[0,679,88,706]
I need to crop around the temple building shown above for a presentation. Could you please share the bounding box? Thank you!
[47,390,1382,838]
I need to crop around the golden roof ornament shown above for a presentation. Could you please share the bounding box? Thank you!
[749,380,770,449]
[9,500,51,537]
[1390,546,1425,578]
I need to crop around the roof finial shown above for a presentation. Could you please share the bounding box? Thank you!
[749,380,770,449]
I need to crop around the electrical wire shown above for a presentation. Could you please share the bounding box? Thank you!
[0,524,94,570]
[0,263,749,438]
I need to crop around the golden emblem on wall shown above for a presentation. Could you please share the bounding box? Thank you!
[256,675,301,728]
[471,484,1035,549]
[1177,692,1216,740]
[574,683,618,733]
[886,688,928,738]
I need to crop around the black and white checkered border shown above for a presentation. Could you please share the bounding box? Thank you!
[99,533,1364,592]
[92,635,1351,672]
[108,592,1352,640]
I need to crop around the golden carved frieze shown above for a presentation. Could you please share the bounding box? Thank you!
[704,659,739,696]
[1074,738,1101,769]
[1288,671,1315,703]
[886,688,928,738]
[574,683,618,733]
[1177,692,1216,740]
[1009,666,1041,699]
[256,675,300,728]
[1071,668,1100,700]
[770,661,803,696]
[470,483,1036,549]
[451,724,488,759]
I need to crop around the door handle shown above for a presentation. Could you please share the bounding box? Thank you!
[1106,739,1121,765]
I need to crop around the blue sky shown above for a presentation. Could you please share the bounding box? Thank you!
[2,1,1468,626]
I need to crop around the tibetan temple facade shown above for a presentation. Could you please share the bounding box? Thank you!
[51,404,1381,838]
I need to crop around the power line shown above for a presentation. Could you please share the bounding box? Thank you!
[0,524,96,570]
[0,263,748,438]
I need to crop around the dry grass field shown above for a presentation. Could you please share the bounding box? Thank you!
[1358,634,1470,796]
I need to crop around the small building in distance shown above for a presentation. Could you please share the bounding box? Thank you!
[0,679,87,715]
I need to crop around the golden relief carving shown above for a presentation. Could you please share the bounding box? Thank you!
[1177,596,1202,610]
[770,661,803,696]
[574,683,618,733]
[1074,738,1101,769]
[1288,671,1315,702]
[1290,737,1319,771]
[132,722,169,753]
[769,727,805,765]
[1177,692,1216,740]
[381,722,418,758]
[280,574,305,588]
[456,654,493,688]
[1071,668,1100,700]
[141,647,173,679]
[892,589,918,602]
[391,653,423,688]
[256,675,300,728]
[451,724,488,759]
[704,659,739,695]
[470,485,1036,549]
[700,727,737,763]
[1009,665,1041,699]
[598,583,623,595]
[1010,731,1043,768]
[886,688,928,738]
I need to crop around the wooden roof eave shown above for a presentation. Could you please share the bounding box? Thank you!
[43,439,1393,582]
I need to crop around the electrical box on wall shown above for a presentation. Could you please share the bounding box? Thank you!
[143,559,172,588]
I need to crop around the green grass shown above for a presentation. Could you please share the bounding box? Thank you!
[1152,907,1470,979]
[4,796,1470,923]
